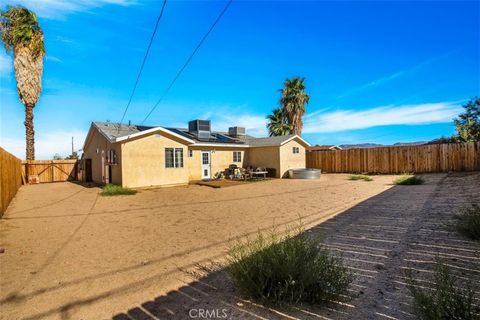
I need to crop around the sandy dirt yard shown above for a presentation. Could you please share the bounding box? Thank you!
[0,173,479,320]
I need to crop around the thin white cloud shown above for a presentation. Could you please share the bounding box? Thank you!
[55,36,75,44]
[200,102,460,137]
[0,129,87,160]
[1,0,137,19]
[303,102,462,134]
[338,50,457,99]
[46,55,63,63]
[0,51,12,78]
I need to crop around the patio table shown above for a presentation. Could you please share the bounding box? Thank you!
[251,170,268,179]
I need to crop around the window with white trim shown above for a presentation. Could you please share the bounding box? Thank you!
[188,149,193,158]
[175,148,184,167]
[202,152,209,165]
[293,147,300,154]
[233,151,241,162]
[165,148,184,168]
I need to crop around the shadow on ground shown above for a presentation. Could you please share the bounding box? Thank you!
[112,266,347,320]
[111,172,480,320]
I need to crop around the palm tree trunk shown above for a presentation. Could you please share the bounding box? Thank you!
[25,104,35,160]
[295,113,303,135]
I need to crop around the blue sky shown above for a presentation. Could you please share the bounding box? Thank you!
[0,0,479,159]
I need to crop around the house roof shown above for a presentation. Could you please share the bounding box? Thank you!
[93,122,153,140]
[89,122,310,148]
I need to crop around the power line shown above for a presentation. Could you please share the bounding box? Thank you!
[140,0,233,125]
[119,0,167,126]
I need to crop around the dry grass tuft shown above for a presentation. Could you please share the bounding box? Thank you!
[405,259,480,320]
[349,174,373,181]
[100,184,137,196]
[453,203,480,240]
[227,225,353,307]
[394,174,424,185]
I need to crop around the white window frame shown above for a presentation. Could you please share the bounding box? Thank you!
[233,151,241,162]
[188,149,193,158]
[165,147,184,168]
[175,148,184,168]
[293,147,300,154]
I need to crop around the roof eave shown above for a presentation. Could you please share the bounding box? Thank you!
[192,143,249,148]
[280,135,311,147]
[114,127,196,144]
[83,122,116,151]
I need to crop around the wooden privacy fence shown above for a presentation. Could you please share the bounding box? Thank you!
[0,148,22,216]
[306,142,480,174]
[23,160,78,183]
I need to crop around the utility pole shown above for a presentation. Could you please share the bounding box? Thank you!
[71,136,74,156]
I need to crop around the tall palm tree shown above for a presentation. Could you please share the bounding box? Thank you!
[1,6,45,160]
[280,77,309,135]
[267,108,292,136]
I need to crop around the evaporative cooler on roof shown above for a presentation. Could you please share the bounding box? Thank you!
[188,120,211,141]
[228,126,246,138]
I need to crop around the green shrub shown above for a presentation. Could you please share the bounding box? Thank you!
[227,227,353,306]
[349,174,373,181]
[405,259,480,320]
[453,203,480,240]
[393,174,424,185]
[100,184,137,196]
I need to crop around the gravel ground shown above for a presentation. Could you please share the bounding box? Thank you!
[1,174,397,320]
[110,172,480,320]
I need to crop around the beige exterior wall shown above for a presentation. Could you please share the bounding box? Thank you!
[188,147,246,180]
[83,129,122,185]
[121,132,190,188]
[279,139,306,177]
[245,138,307,178]
[245,146,281,177]
[109,143,122,185]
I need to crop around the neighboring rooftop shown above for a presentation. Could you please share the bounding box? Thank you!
[307,145,343,151]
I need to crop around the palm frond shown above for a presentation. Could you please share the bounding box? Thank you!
[266,108,292,136]
[279,76,310,135]
[1,6,45,57]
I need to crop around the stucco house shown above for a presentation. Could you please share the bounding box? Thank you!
[81,120,310,188]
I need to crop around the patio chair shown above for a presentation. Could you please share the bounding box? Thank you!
[227,164,238,180]
[213,171,225,180]
[233,168,245,180]
[239,168,251,181]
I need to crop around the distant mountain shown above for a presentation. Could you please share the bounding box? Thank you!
[393,141,427,146]
[340,141,427,149]
[339,143,383,149]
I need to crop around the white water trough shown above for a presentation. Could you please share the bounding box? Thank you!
[288,168,321,179]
